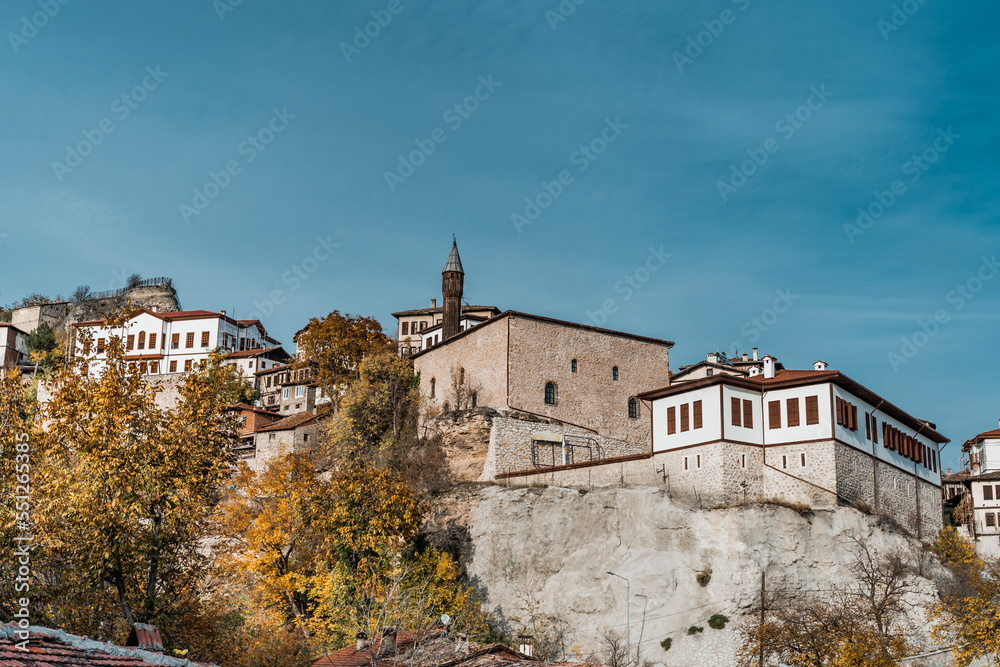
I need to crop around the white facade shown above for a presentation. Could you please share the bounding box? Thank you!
[648,372,944,485]
[73,309,280,376]
[966,430,1000,475]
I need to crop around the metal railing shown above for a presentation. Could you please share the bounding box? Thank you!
[90,277,173,301]
[531,434,602,468]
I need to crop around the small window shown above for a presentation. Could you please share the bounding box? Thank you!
[184,359,192,372]
[149,333,157,349]
[996,485,1000,499]
[684,456,689,471]
[150,361,159,374]
[460,367,465,384]
[667,406,676,434]
[295,386,305,398]
[544,382,556,405]
[402,322,409,335]
[612,366,619,381]
[987,512,996,528]
[740,454,746,468]
[303,433,310,443]
[628,398,638,419]
[171,333,180,349]
[782,455,788,469]
[127,335,135,351]
[696,454,701,469]
[430,378,436,399]
[800,452,806,467]
[137,331,146,350]
[97,338,106,353]
[471,392,478,408]
[268,433,275,442]
[985,486,994,501]
[282,387,289,399]
[185,332,195,348]
[707,368,713,376]
[680,403,690,432]
[201,331,210,347]
[571,359,577,373]
[169,360,177,373]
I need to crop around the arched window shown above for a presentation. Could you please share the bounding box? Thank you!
[571,359,578,373]
[628,398,638,419]
[612,366,619,381]
[471,391,478,409]
[430,378,436,399]
[544,382,556,405]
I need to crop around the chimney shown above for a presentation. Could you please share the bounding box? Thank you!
[126,624,163,652]
[151,305,158,313]
[356,632,370,652]
[431,298,437,308]
[707,352,717,363]
[742,352,748,361]
[379,627,398,656]
[752,347,758,361]
[813,360,828,371]
[221,310,226,316]
[763,356,775,380]
[946,468,952,476]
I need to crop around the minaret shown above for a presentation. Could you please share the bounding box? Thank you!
[442,237,464,341]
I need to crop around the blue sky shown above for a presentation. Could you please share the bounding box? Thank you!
[1,0,997,470]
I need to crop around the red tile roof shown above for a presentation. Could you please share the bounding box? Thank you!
[745,369,839,384]
[224,346,289,360]
[255,410,321,433]
[312,632,426,667]
[0,622,216,666]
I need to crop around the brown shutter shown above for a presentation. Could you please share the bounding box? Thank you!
[985,485,994,501]
[693,400,703,429]
[805,396,819,425]
[786,398,800,427]
[743,399,753,429]
[667,407,676,435]
[732,397,742,427]
[680,403,690,432]
[865,413,871,439]
[836,398,843,425]
[768,400,781,430]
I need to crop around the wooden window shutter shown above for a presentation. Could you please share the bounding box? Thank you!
[743,399,753,429]
[835,398,843,425]
[985,485,994,501]
[693,400,703,429]
[865,413,871,439]
[805,396,819,425]
[201,331,210,347]
[186,332,195,348]
[851,404,858,431]
[786,398,800,427]
[667,407,676,435]
[731,397,741,427]
[680,403,690,432]
[768,400,781,429]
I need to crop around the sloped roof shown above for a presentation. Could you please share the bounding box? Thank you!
[0,622,216,667]
[391,305,501,318]
[224,346,290,360]
[963,428,1000,451]
[255,410,321,433]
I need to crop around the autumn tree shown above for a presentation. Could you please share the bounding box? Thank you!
[34,315,242,634]
[293,311,393,399]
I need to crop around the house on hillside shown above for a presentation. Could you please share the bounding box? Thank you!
[246,408,326,471]
[636,357,947,537]
[0,322,28,373]
[255,361,329,414]
[71,308,281,376]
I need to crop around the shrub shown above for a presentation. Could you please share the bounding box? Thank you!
[762,497,812,515]
[696,568,712,587]
[851,501,874,515]
[707,614,729,630]
[687,626,703,635]
[660,638,672,651]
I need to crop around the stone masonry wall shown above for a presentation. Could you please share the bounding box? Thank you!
[506,314,671,443]
[481,414,648,481]
[761,441,838,507]
[413,318,509,417]
[835,441,877,509]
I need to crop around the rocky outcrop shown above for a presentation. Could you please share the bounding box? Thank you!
[426,484,958,667]
[64,282,180,327]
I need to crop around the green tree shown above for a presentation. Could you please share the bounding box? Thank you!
[293,311,393,398]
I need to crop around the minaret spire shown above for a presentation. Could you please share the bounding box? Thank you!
[442,238,465,341]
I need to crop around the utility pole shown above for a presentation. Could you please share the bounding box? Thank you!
[759,570,765,667]
[606,571,630,665]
